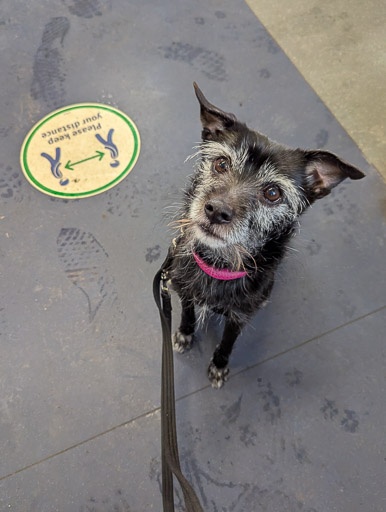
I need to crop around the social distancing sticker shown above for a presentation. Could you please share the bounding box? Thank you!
[20,103,140,198]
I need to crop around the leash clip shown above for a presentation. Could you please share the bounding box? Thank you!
[161,269,171,293]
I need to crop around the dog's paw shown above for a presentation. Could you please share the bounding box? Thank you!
[172,329,193,353]
[208,361,229,389]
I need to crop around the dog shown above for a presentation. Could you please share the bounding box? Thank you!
[169,83,365,389]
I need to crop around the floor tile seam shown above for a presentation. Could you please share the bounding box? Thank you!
[229,304,386,382]
[1,304,384,482]
[0,406,161,482]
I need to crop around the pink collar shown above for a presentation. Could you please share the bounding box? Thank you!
[193,252,247,280]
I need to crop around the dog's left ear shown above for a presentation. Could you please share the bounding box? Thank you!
[304,150,365,200]
[193,82,237,141]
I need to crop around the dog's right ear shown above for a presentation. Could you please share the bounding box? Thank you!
[193,82,237,141]
[303,149,365,200]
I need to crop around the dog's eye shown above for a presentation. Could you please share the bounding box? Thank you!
[214,157,229,174]
[264,185,281,202]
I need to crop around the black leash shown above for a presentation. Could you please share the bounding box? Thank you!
[153,246,204,512]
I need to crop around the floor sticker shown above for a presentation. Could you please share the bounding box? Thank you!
[20,103,140,198]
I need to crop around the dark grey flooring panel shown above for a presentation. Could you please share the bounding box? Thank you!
[1,308,385,512]
[0,0,385,485]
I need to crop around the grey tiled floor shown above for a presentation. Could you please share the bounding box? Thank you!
[0,1,385,511]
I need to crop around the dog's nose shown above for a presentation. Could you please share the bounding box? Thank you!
[204,200,234,224]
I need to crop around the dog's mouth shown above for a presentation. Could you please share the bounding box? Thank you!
[197,223,224,241]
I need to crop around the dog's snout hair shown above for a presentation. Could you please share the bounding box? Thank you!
[169,83,365,389]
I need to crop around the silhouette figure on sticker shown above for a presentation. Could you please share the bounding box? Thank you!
[41,147,69,186]
[95,129,119,167]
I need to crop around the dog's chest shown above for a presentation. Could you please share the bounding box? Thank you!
[171,254,269,317]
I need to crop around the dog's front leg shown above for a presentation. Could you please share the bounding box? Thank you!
[208,316,244,389]
[173,297,195,353]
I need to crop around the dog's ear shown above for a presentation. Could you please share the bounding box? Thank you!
[193,82,237,141]
[304,150,365,200]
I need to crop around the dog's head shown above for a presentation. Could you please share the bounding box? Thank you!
[183,83,365,260]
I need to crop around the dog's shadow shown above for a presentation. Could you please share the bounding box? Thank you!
[171,285,287,369]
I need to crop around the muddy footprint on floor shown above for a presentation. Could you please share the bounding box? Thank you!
[31,17,70,108]
[57,227,115,320]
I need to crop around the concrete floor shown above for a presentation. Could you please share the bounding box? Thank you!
[0,1,385,511]
[247,0,386,180]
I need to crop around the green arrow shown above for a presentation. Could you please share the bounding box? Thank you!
[65,151,104,171]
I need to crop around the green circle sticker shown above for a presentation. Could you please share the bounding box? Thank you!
[20,103,140,198]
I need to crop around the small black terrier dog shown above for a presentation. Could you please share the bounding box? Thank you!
[170,83,365,388]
